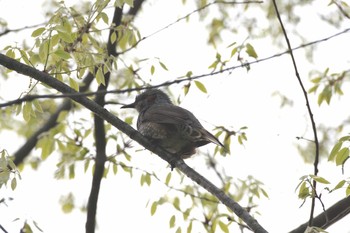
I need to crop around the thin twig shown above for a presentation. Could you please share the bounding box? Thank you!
[272,0,320,227]
[1,26,349,108]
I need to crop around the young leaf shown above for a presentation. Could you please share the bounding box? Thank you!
[31,27,46,37]
[311,175,330,184]
[169,215,176,228]
[151,201,157,216]
[218,221,229,233]
[329,141,343,161]
[159,61,168,71]
[336,147,349,166]
[194,80,207,93]
[96,68,106,86]
[150,65,155,75]
[54,49,71,60]
[246,43,258,59]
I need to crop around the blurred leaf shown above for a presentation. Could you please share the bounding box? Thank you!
[96,67,106,86]
[31,27,46,37]
[246,43,258,59]
[165,172,171,185]
[310,175,330,184]
[333,180,346,191]
[169,215,176,228]
[11,177,17,190]
[159,61,168,71]
[151,201,157,216]
[329,141,342,161]
[218,221,229,233]
[69,78,79,91]
[336,147,349,166]
[54,49,71,60]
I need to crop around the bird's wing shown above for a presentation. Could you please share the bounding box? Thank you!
[141,105,201,126]
[141,105,224,148]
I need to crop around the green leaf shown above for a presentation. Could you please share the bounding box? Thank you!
[346,185,350,196]
[246,43,258,59]
[69,78,79,91]
[185,71,193,77]
[298,181,310,199]
[33,100,43,113]
[41,137,55,160]
[336,147,349,166]
[31,27,46,37]
[151,201,157,216]
[150,65,155,75]
[100,12,109,24]
[311,175,330,184]
[165,172,171,185]
[308,85,319,94]
[329,141,343,161]
[194,80,207,93]
[11,177,17,190]
[6,49,15,59]
[23,102,32,121]
[169,215,176,228]
[110,31,117,44]
[84,159,90,173]
[54,49,71,59]
[218,221,229,233]
[333,180,346,191]
[230,47,238,57]
[187,221,192,233]
[339,135,350,142]
[96,67,106,86]
[57,31,74,43]
[159,61,168,71]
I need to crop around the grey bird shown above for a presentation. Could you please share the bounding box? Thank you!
[121,89,224,158]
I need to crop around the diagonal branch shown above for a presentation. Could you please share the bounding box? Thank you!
[13,72,94,165]
[0,53,268,233]
[272,0,320,227]
[289,195,350,233]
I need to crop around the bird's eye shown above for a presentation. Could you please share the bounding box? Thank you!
[147,94,157,103]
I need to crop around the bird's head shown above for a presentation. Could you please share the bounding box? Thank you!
[121,89,172,112]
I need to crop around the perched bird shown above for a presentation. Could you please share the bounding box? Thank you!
[121,89,224,158]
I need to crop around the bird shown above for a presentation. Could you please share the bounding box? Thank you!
[121,89,225,159]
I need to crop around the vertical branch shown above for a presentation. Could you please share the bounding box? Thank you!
[85,6,123,233]
[271,0,320,227]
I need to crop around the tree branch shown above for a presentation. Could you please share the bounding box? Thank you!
[13,72,94,165]
[2,26,349,109]
[272,0,320,227]
[0,53,268,233]
[85,5,123,233]
[289,195,350,233]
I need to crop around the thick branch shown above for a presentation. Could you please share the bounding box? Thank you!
[0,53,268,233]
[13,72,94,165]
[289,195,350,233]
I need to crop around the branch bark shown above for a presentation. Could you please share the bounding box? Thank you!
[13,72,94,165]
[0,53,268,233]
[289,195,350,233]
[85,5,123,233]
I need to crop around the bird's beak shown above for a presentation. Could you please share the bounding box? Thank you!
[121,102,136,109]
